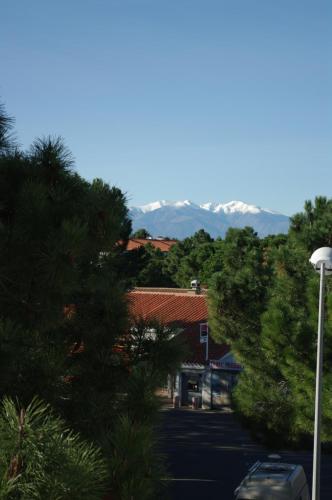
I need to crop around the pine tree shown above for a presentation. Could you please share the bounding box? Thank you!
[0,103,15,154]
[0,397,108,499]
[131,228,151,239]
[290,196,332,250]
[234,243,312,443]
[0,102,187,498]
[211,205,332,445]
[208,227,270,366]
[0,131,132,436]
[123,244,176,288]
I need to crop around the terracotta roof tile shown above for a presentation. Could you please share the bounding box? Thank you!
[128,289,229,364]
[126,238,177,252]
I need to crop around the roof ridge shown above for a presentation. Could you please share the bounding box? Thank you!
[131,292,207,298]
[132,287,208,295]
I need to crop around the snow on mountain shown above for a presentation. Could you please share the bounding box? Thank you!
[200,200,280,215]
[129,199,289,239]
[215,200,261,214]
[200,202,219,212]
[139,200,198,213]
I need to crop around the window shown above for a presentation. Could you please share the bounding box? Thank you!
[187,379,200,392]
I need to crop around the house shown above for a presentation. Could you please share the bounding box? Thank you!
[128,287,242,409]
[125,238,177,253]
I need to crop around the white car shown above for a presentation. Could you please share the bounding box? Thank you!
[234,461,310,500]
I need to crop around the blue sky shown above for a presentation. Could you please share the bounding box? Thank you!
[1,0,331,216]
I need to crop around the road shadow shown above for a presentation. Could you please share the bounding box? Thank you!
[158,407,332,500]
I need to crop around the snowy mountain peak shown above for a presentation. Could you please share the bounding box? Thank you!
[138,200,197,213]
[129,199,289,239]
[135,199,283,216]
[200,202,218,212]
[218,200,261,214]
[200,200,281,215]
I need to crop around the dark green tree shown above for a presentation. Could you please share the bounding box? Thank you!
[0,103,16,154]
[233,243,311,443]
[191,228,213,244]
[208,227,270,364]
[106,415,167,500]
[171,242,216,288]
[0,397,109,500]
[290,196,332,250]
[131,228,151,239]
[136,245,175,287]
[0,102,188,498]
[209,199,332,445]
[164,230,215,287]
[122,244,176,288]
[0,132,132,437]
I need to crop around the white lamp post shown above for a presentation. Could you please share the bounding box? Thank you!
[309,247,332,500]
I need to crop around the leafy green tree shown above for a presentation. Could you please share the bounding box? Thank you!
[209,199,332,445]
[233,243,311,443]
[208,227,269,364]
[247,242,332,444]
[163,239,192,286]
[139,246,176,287]
[198,238,225,281]
[290,196,332,250]
[164,230,215,287]
[131,228,151,239]
[123,244,176,288]
[284,197,332,440]
[233,368,294,443]
[191,228,213,244]
[169,242,215,288]
[207,227,304,444]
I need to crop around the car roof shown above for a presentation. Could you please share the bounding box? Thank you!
[252,462,297,481]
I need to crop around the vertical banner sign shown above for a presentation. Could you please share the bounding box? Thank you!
[200,323,209,361]
[200,323,208,343]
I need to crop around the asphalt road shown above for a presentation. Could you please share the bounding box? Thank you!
[159,407,332,500]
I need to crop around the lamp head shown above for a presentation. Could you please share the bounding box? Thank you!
[309,247,332,275]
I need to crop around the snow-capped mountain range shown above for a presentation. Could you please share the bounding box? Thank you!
[129,200,290,239]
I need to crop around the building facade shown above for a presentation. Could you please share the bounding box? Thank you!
[128,287,242,409]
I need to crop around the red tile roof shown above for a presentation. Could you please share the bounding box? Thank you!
[126,238,177,252]
[128,289,229,364]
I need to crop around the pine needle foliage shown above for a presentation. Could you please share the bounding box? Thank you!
[120,320,189,424]
[0,103,16,155]
[0,397,108,500]
[0,102,176,498]
[0,117,132,434]
[208,202,332,445]
[106,415,167,500]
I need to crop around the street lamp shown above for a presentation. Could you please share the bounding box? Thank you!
[309,247,332,500]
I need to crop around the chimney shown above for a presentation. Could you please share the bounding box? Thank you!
[190,279,201,294]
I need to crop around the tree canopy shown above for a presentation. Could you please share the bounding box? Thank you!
[131,228,152,239]
[208,197,332,445]
[0,102,185,498]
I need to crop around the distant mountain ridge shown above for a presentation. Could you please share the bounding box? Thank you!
[129,200,290,239]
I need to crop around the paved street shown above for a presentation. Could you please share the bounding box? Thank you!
[159,407,332,500]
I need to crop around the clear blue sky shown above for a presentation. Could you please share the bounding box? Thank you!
[1,0,331,215]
